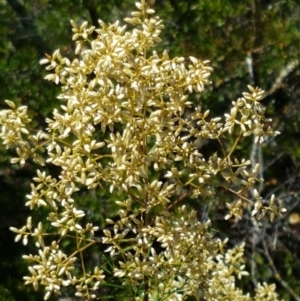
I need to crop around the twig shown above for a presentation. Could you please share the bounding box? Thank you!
[251,230,258,287]
[166,189,189,211]
[250,136,264,194]
[277,238,300,268]
[263,152,283,172]
[262,239,300,301]
[265,175,298,200]
[251,214,300,300]
[265,60,299,97]
[220,185,252,204]
[129,190,145,206]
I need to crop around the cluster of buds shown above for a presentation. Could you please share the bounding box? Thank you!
[0,1,284,300]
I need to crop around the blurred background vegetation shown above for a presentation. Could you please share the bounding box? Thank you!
[0,0,299,300]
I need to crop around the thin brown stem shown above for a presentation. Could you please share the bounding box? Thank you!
[166,189,190,211]
[220,185,252,204]
[129,190,145,206]
[217,137,227,159]
[63,241,96,264]
[226,131,243,162]
[77,233,91,300]
[262,239,300,301]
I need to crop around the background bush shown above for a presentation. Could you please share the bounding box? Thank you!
[0,0,299,300]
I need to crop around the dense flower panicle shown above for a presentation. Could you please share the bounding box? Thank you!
[0,0,284,300]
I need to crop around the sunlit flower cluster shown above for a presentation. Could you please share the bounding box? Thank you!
[0,0,284,300]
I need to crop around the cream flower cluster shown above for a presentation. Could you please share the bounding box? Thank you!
[0,0,284,300]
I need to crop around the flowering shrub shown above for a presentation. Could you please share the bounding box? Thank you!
[0,1,285,300]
